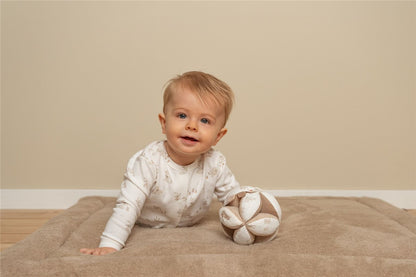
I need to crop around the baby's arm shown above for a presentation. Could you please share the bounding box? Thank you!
[79,187,144,255]
[214,156,241,204]
[80,151,154,255]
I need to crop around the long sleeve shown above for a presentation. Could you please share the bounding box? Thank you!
[99,152,156,250]
[214,155,240,204]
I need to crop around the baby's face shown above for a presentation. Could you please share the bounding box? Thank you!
[159,87,227,165]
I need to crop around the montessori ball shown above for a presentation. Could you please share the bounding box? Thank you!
[219,187,282,245]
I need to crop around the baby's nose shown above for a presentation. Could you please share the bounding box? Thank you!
[186,121,198,131]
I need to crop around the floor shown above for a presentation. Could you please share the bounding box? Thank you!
[1,209,63,251]
[1,209,415,251]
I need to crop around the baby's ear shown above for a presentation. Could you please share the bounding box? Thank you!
[214,128,227,145]
[158,113,166,134]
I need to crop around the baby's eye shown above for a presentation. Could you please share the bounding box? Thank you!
[178,113,187,119]
[200,118,210,124]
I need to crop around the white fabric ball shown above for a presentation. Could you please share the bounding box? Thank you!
[219,187,282,245]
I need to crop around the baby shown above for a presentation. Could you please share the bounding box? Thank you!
[80,71,241,255]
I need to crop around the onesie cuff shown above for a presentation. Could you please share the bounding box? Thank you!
[99,234,125,251]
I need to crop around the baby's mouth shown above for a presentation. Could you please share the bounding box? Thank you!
[181,136,199,142]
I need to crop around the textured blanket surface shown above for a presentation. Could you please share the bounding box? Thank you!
[1,196,416,276]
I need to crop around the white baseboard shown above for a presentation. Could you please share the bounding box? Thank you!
[1,189,415,209]
[265,190,416,210]
[0,189,119,210]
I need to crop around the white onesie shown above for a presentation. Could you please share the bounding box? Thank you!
[99,140,240,250]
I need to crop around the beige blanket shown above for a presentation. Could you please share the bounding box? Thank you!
[1,196,416,276]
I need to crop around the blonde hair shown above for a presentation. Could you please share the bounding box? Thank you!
[163,71,234,125]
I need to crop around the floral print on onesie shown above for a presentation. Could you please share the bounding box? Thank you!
[99,140,240,250]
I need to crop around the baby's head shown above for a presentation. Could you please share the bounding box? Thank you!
[162,71,234,127]
[159,71,235,165]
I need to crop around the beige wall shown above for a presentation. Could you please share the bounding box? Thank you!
[1,1,415,190]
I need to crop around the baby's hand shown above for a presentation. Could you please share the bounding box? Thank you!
[80,247,117,256]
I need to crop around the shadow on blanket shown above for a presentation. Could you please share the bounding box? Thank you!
[1,196,416,276]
